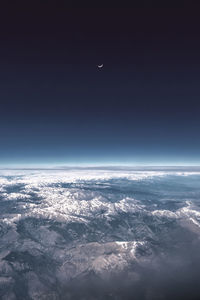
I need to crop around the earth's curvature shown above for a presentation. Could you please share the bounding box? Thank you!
[0,167,200,299]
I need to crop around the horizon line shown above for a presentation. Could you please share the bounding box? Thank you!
[1,165,200,170]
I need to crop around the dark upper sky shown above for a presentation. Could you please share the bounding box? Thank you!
[0,4,200,166]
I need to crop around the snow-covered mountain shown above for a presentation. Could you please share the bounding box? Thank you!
[0,168,200,299]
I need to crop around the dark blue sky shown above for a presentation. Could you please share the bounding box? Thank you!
[0,4,200,166]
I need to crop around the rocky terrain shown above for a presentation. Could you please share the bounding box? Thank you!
[0,168,200,299]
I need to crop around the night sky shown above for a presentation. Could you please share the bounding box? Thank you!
[0,4,200,166]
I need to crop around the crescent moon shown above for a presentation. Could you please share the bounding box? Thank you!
[97,64,103,68]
